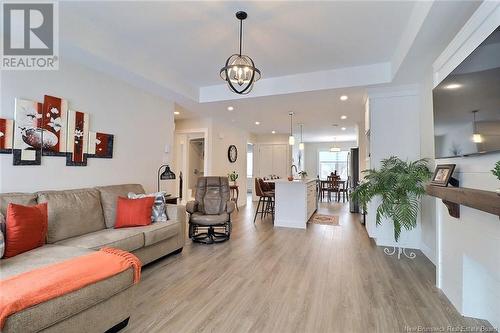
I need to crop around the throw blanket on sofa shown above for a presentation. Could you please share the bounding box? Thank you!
[0,247,141,329]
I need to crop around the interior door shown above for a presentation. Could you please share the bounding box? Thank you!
[258,145,274,177]
[272,145,289,178]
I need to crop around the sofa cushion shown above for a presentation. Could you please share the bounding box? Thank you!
[0,245,134,333]
[0,244,93,279]
[96,184,145,228]
[190,212,229,226]
[0,193,37,216]
[55,228,145,252]
[129,221,179,246]
[37,188,106,243]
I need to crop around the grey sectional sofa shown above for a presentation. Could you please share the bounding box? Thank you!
[0,184,186,333]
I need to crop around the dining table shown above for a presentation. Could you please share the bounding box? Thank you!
[319,179,347,202]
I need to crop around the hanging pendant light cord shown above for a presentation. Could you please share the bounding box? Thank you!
[290,114,293,136]
[239,19,243,56]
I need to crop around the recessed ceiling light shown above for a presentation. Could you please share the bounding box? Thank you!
[255,121,260,125]
[340,115,347,120]
[174,111,180,115]
[271,130,276,134]
[227,106,234,111]
[341,127,346,131]
[444,83,461,89]
[340,95,348,101]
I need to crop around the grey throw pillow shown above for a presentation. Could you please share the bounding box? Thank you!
[128,192,168,222]
[0,212,5,258]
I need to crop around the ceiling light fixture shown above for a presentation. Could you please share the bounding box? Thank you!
[227,106,234,111]
[271,130,276,134]
[220,11,261,95]
[341,127,346,131]
[255,121,260,125]
[299,124,304,150]
[444,83,461,89]
[174,111,180,115]
[472,110,483,143]
[340,115,347,120]
[330,137,340,152]
[288,112,295,146]
[340,95,348,101]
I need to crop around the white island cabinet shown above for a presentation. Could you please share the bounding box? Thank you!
[274,179,318,229]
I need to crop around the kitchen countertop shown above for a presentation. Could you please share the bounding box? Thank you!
[271,178,316,184]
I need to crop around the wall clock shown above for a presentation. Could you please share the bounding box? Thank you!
[228,145,237,163]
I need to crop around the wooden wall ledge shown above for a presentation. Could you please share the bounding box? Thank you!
[425,185,500,219]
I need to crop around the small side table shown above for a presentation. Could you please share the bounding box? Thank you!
[164,196,179,205]
[229,184,239,211]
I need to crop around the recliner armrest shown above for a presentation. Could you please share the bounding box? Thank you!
[226,201,236,214]
[186,201,198,214]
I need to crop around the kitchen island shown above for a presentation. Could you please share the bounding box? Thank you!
[274,178,318,229]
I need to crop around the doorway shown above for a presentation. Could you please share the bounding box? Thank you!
[174,129,209,203]
[247,143,253,194]
[188,138,205,199]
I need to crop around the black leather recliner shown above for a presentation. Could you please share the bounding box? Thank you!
[186,176,235,244]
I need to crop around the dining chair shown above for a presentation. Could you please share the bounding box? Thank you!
[327,176,341,202]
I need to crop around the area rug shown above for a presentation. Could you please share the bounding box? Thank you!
[308,214,340,226]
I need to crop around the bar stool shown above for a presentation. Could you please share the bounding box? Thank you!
[254,178,275,223]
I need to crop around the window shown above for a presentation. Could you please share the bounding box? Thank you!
[247,144,253,178]
[318,151,348,179]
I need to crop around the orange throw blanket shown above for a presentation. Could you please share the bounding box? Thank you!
[0,247,141,329]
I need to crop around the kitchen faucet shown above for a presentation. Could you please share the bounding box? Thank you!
[290,164,298,177]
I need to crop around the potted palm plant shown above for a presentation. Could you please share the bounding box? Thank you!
[351,156,432,242]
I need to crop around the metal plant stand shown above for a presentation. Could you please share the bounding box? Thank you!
[384,246,416,259]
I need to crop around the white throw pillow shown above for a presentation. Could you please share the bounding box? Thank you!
[128,192,168,222]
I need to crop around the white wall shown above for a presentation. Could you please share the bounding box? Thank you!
[366,85,422,249]
[211,121,249,205]
[0,59,174,193]
[419,70,438,264]
[431,3,500,328]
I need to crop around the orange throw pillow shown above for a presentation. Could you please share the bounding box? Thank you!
[114,197,154,228]
[4,203,48,258]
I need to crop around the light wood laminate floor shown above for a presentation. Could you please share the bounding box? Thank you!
[124,200,494,333]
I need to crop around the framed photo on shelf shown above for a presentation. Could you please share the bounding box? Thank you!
[430,164,456,187]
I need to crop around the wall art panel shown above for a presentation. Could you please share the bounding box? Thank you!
[66,109,89,166]
[88,132,114,159]
[42,95,68,156]
[0,118,14,154]
[13,99,42,165]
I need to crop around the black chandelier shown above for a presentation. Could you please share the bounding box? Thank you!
[220,11,261,95]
